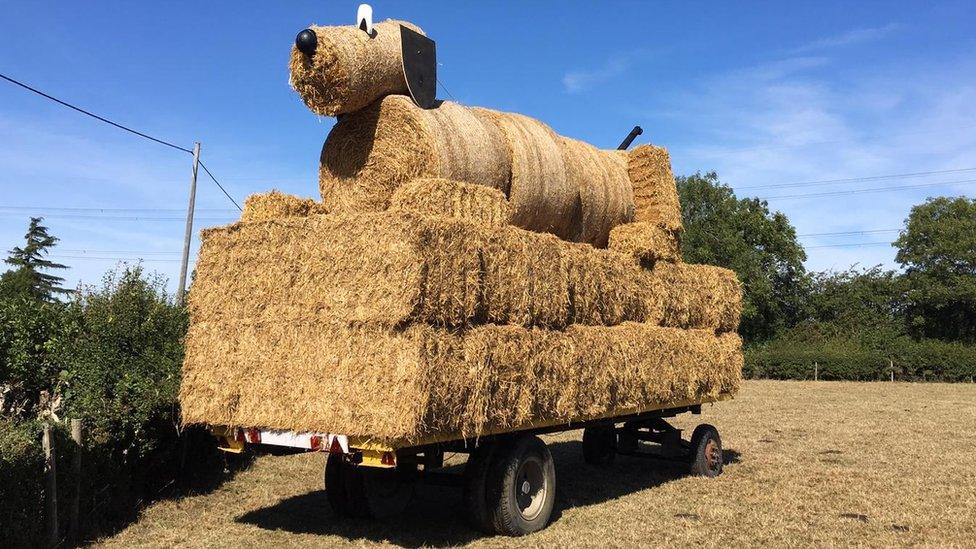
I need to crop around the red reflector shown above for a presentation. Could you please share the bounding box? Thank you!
[246,428,261,444]
[310,435,323,451]
[381,452,396,466]
[328,436,344,455]
[234,429,245,443]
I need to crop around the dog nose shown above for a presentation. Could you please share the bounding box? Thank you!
[295,29,317,56]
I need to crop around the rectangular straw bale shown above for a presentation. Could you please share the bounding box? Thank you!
[389,178,511,227]
[608,221,682,266]
[652,262,743,333]
[628,144,683,232]
[191,210,660,329]
[190,212,482,327]
[240,191,327,222]
[180,320,742,443]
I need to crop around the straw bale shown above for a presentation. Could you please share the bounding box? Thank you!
[390,178,511,227]
[627,144,682,231]
[319,96,510,212]
[288,20,423,117]
[608,222,682,266]
[240,191,327,222]
[470,109,579,240]
[180,320,742,443]
[189,211,660,329]
[652,262,743,333]
[559,137,635,247]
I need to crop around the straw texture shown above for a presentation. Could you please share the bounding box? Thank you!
[628,144,682,231]
[240,191,327,222]
[559,137,635,247]
[653,262,742,333]
[288,20,423,116]
[608,222,682,266]
[319,96,510,212]
[180,320,742,443]
[189,211,740,331]
[390,178,512,227]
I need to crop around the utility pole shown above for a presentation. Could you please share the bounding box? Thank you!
[177,142,201,306]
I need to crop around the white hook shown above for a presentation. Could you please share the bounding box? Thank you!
[357,4,374,36]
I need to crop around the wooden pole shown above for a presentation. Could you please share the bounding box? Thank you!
[814,362,818,381]
[890,360,894,382]
[69,419,82,542]
[176,142,201,306]
[42,423,58,548]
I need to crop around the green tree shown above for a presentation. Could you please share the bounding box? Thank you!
[805,267,904,343]
[894,196,976,342]
[678,172,808,342]
[0,217,71,301]
[58,265,187,457]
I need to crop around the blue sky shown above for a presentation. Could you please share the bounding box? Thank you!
[2,1,974,293]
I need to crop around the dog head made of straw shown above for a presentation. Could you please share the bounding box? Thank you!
[289,19,424,117]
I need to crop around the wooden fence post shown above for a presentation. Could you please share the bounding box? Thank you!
[42,423,58,548]
[889,360,894,382]
[814,362,818,382]
[70,419,83,542]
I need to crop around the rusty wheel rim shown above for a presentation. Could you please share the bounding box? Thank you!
[704,439,721,471]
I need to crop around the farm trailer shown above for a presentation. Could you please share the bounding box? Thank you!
[210,395,728,536]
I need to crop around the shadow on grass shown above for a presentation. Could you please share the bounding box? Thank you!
[236,440,742,547]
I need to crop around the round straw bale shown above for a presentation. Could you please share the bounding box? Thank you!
[320,96,510,212]
[628,144,682,231]
[559,137,635,247]
[471,109,577,240]
[288,20,423,116]
[390,178,512,226]
[240,190,327,222]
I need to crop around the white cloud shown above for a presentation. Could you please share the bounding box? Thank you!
[791,23,901,54]
[659,54,976,273]
[562,56,630,94]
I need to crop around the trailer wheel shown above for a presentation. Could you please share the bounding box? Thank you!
[487,434,556,536]
[324,456,415,519]
[582,425,616,466]
[463,442,497,533]
[689,424,723,477]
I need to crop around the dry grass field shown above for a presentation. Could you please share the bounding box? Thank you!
[97,381,976,548]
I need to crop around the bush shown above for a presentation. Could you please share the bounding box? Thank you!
[746,333,976,382]
[58,265,187,458]
[0,296,65,416]
[0,418,44,548]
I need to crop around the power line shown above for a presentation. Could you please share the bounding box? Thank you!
[198,161,243,212]
[805,242,892,249]
[737,167,976,190]
[60,249,182,255]
[51,255,191,263]
[0,72,193,154]
[1,72,244,211]
[0,212,234,221]
[758,178,976,200]
[797,228,901,238]
[0,206,236,213]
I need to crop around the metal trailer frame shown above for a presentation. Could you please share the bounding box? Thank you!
[210,393,730,535]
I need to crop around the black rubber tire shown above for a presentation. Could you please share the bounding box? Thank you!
[582,425,616,466]
[324,454,353,516]
[689,424,723,477]
[463,443,498,533]
[486,435,556,536]
[325,456,413,519]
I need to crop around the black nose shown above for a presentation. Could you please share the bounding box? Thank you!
[296,29,317,56]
